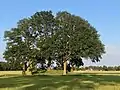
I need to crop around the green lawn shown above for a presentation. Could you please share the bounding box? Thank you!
[0,71,120,90]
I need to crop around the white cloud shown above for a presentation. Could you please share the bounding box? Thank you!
[84,44,120,66]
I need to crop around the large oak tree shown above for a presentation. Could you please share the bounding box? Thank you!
[3,11,105,75]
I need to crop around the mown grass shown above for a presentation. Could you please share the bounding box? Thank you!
[0,71,120,90]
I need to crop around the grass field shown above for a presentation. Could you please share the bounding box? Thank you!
[0,71,120,90]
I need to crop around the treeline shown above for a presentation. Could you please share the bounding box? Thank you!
[1,61,120,71]
[78,66,120,71]
[0,62,22,71]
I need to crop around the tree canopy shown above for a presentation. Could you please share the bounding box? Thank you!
[3,11,105,75]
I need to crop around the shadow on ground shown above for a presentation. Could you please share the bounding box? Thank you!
[0,74,120,90]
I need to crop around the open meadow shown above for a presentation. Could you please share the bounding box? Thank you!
[0,71,120,90]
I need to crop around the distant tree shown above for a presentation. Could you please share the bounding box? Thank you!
[117,66,120,71]
[102,65,108,71]
[0,62,11,71]
[107,66,113,71]
[0,62,3,70]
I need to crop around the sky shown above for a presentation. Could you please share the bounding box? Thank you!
[0,0,120,66]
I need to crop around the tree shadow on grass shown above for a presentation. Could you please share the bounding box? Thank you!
[0,74,120,90]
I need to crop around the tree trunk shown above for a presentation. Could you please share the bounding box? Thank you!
[47,67,51,71]
[22,64,26,76]
[26,61,32,75]
[63,56,67,75]
[71,66,74,72]
[26,67,32,75]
